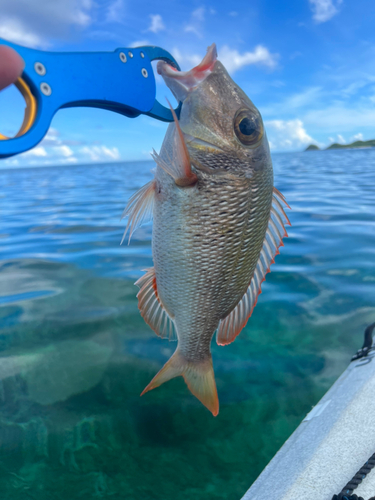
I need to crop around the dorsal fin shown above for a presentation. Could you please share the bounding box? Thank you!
[151,101,197,187]
[216,187,291,346]
[135,268,177,341]
[121,179,156,244]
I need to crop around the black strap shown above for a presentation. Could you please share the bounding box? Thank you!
[332,496,375,500]
[331,324,375,500]
[351,323,375,361]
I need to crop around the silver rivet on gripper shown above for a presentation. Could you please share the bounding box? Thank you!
[40,82,52,96]
[34,62,46,76]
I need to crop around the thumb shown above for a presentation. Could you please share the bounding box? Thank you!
[0,45,25,91]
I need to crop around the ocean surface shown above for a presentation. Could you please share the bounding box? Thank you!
[0,149,374,499]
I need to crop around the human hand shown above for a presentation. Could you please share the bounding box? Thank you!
[0,46,25,91]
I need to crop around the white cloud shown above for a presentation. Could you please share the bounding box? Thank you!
[0,158,19,169]
[219,45,278,73]
[3,155,79,168]
[55,145,74,157]
[130,40,150,48]
[80,145,120,161]
[303,105,375,132]
[1,125,122,167]
[23,146,48,157]
[340,80,370,96]
[283,87,323,109]
[350,133,364,142]
[290,51,302,60]
[185,7,205,37]
[327,134,356,145]
[87,30,120,41]
[147,14,165,33]
[101,146,120,160]
[171,48,202,70]
[41,128,61,146]
[106,0,125,23]
[265,119,316,150]
[260,86,323,118]
[192,7,205,22]
[259,70,375,141]
[19,136,76,163]
[0,18,45,48]
[170,44,278,74]
[38,128,78,148]
[11,143,119,167]
[39,128,83,148]
[8,127,120,166]
[309,0,342,23]
[0,0,93,47]
[184,26,201,37]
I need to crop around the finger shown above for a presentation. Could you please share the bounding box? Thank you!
[0,46,25,91]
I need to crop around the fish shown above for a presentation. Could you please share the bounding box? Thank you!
[121,43,290,416]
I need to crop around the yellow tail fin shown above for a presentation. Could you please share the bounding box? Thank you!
[141,349,219,416]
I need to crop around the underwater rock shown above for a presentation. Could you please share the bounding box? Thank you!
[23,339,113,405]
[0,352,44,382]
[0,417,48,469]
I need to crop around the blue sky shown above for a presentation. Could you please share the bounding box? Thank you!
[0,0,375,167]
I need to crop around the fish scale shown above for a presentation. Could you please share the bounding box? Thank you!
[153,145,273,358]
[218,172,272,312]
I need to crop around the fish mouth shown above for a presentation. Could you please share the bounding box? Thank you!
[157,43,217,102]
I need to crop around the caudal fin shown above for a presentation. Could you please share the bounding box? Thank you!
[141,349,219,416]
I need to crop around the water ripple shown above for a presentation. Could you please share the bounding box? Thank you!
[0,151,374,499]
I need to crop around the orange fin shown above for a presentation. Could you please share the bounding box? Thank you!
[141,349,219,416]
[273,186,291,209]
[151,101,197,187]
[121,179,156,244]
[216,187,291,346]
[135,268,176,341]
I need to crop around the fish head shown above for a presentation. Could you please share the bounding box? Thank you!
[158,44,271,176]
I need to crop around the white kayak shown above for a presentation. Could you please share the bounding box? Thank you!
[242,328,375,500]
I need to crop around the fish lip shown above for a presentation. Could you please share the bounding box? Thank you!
[157,63,188,79]
[157,43,217,80]
[157,44,218,101]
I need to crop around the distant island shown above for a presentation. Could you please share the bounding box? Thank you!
[305,139,375,151]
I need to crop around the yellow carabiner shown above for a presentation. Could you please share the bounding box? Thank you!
[0,77,37,140]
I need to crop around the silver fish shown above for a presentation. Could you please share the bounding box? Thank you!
[122,44,290,416]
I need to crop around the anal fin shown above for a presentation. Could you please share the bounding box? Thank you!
[135,267,176,341]
[217,187,291,346]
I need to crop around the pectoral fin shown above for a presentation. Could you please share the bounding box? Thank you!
[151,101,197,187]
[121,179,156,244]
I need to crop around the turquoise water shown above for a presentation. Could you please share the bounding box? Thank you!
[0,150,374,499]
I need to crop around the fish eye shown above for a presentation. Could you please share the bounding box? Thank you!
[233,109,263,146]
